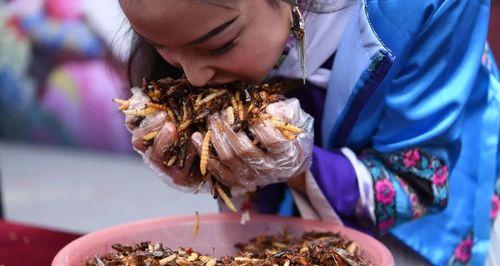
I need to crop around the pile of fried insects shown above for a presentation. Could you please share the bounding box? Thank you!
[84,231,372,266]
[114,78,304,212]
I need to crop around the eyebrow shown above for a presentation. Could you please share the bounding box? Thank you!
[188,16,239,45]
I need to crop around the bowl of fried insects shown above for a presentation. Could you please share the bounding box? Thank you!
[53,213,394,266]
[53,78,393,266]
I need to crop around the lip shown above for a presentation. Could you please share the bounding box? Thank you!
[207,81,250,90]
[207,82,228,86]
[208,77,260,87]
[207,79,238,86]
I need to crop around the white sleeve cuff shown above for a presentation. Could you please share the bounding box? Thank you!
[290,170,343,225]
[341,147,376,224]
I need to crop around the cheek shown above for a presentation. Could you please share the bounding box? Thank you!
[221,38,285,82]
[157,49,180,68]
[220,13,289,82]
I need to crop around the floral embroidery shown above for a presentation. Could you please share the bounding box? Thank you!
[361,148,449,232]
[362,157,397,231]
[447,230,474,266]
[454,238,473,263]
[481,43,493,72]
[412,208,423,219]
[383,148,449,209]
[378,217,395,231]
[432,165,448,186]
[396,175,427,219]
[403,149,420,168]
[491,194,500,220]
[409,193,426,219]
[375,179,395,205]
[492,178,500,221]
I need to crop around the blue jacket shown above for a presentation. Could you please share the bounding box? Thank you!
[258,0,499,265]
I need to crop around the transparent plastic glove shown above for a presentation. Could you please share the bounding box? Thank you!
[125,88,198,190]
[192,98,314,195]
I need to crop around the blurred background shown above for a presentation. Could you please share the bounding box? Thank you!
[0,0,499,264]
[0,0,217,233]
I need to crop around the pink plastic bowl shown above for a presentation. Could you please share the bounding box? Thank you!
[53,213,393,266]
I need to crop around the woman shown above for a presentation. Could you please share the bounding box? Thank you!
[119,0,500,265]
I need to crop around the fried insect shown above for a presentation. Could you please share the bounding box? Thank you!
[266,116,304,141]
[196,90,227,106]
[166,155,178,167]
[123,107,158,117]
[216,182,237,213]
[194,178,207,195]
[280,129,297,141]
[226,106,235,125]
[146,102,170,112]
[159,254,176,265]
[193,211,200,238]
[142,130,159,141]
[112,99,130,111]
[238,100,245,122]
[200,130,212,176]
[269,117,304,134]
[178,119,192,131]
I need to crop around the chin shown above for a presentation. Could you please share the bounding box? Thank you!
[246,71,271,83]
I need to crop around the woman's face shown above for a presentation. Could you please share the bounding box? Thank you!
[120,0,291,87]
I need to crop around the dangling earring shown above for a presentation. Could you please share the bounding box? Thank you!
[291,4,307,84]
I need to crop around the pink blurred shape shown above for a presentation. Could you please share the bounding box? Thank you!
[44,0,83,20]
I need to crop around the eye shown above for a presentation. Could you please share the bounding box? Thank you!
[210,38,237,57]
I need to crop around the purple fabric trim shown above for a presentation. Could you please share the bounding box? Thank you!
[254,183,288,214]
[332,51,394,147]
[311,146,360,217]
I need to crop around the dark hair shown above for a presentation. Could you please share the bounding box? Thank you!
[125,0,353,87]
[126,31,183,87]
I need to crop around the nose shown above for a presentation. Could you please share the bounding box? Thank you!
[157,49,215,87]
[182,63,215,87]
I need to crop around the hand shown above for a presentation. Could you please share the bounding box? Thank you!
[125,88,198,189]
[191,98,314,193]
